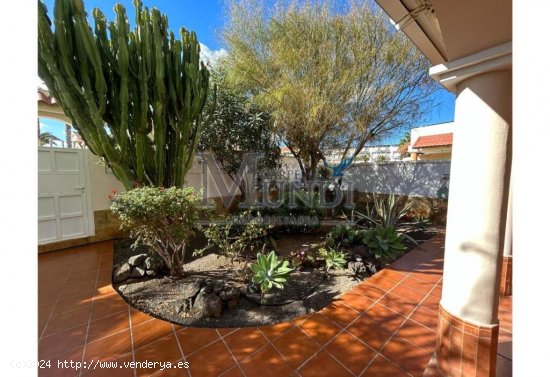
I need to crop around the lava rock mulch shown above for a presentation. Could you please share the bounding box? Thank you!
[112,228,438,328]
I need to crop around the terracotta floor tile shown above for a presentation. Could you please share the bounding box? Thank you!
[377,292,417,316]
[429,284,442,299]
[58,280,97,300]
[499,309,512,333]
[38,346,83,377]
[258,321,295,341]
[39,304,54,323]
[391,283,427,303]
[361,354,409,377]
[272,327,321,368]
[365,303,407,332]
[132,318,174,350]
[381,336,432,376]
[43,306,91,336]
[224,328,268,361]
[496,354,513,377]
[90,294,129,321]
[299,350,353,377]
[82,353,134,377]
[87,309,130,342]
[325,331,377,375]
[498,329,512,360]
[499,296,512,311]
[84,330,133,362]
[67,270,98,284]
[175,327,221,356]
[320,301,360,328]
[420,293,440,313]
[186,340,236,376]
[400,275,435,293]
[217,328,239,337]
[39,324,87,360]
[352,283,387,301]
[239,344,293,377]
[149,362,191,377]
[395,319,437,353]
[410,306,439,331]
[297,313,342,345]
[339,291,375,312]
[52,295,93,316]
[368,273,402,291]
[408,269,442,284]
[130,308,155,326]
[220,366,246,377]
[134,334,183,377]
[346,314,393,351]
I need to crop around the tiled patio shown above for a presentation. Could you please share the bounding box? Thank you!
[38,235,512,376]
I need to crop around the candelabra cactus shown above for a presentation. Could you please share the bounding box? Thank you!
[38,0,211,189]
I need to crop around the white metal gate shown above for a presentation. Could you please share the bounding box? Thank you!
[38,147,94,244]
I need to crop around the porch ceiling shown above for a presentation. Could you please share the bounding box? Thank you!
[376,0,512,64]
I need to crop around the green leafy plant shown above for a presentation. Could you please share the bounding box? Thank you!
[261,189,323,233]
[354,194,418,246]
[318,247,348,276]
[196,211,272,262]
[363,226,406,261]
[327,225,369,247]
[250,251,293,303]
[355,194,413,228]
[110,186,202,276]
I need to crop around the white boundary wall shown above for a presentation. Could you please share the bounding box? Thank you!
[345,160,451,198]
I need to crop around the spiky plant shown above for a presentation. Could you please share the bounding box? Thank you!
[38,0,211,189]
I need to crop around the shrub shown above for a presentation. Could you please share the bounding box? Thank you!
[261,189,323,233]
[326,225,369,247]
[196,210,272,262]
[110,186,202,276]
[250,251,293,303]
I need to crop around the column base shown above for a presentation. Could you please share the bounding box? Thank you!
[425,305,499,377]
[500,256,512,296]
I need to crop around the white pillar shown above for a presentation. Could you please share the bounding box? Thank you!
[441,69,512,325]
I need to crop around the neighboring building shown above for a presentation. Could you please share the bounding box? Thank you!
[406,122,454,161]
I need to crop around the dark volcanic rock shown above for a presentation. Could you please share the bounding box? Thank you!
[128,254,148,267]
[193,291,222,318]
[113,262,131,283]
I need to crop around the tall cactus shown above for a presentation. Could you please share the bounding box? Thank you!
[38,0,211,189]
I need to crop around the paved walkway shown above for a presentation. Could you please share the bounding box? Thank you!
[38,235,511,376]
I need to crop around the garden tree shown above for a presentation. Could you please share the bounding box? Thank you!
[398,133,411,156]
[38,0,211,189]
[198,65,280,193]
[39,131,61,146]
[224,0,437,182]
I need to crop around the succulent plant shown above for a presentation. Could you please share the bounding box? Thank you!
[363,226,406,261]
[250,251,293,303]
[318,247,348,276]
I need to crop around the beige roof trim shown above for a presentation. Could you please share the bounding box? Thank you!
[376,0,447,65]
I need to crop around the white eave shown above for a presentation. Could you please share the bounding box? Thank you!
[376,0,447,65]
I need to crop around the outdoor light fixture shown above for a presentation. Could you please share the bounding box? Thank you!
[390,0,435,31]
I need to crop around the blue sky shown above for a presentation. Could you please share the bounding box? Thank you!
[39,0,455,145]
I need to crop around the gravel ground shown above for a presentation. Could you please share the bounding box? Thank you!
[113,227,438,328]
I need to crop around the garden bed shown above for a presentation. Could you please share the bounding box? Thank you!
[113,227,438,328]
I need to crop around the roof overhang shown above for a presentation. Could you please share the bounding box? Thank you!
[376,0,447,65]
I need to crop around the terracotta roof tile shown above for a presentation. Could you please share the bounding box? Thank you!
[413,133,453,148]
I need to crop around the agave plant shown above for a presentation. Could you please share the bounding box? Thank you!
[354,193,419,246]
[250,251,293,303]
[318,247,348,276]
[363,226,406,261]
